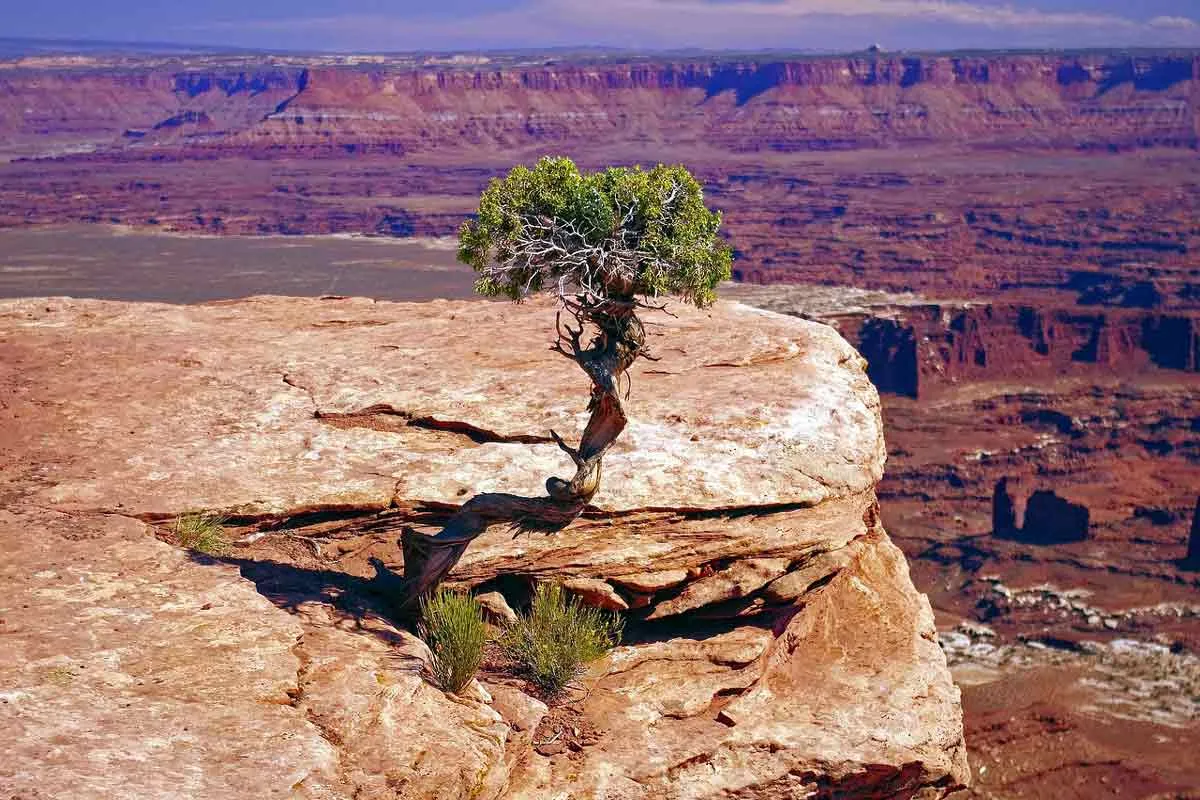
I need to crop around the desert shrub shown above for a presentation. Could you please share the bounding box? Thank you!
[419,589,487,694]
[173,512,229,555]
[500,582,623,696]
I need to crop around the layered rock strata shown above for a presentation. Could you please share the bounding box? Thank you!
[0,295,968,798]
[1,52,1196,158]
[725,286,1200,400]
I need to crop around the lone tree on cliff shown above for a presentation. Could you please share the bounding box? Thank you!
[383,156,732,613]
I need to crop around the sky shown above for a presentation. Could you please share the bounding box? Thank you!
[5,0,1200,53]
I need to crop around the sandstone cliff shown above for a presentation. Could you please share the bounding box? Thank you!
[1,52,1196,159]
[0,295,967,798]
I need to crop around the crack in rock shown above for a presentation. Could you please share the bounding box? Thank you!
[318,403,555,445]
[281,373,319,413]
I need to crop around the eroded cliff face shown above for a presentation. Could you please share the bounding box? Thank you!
[0,295,967,799]
[836,304,1200,399]
[726,285,1200,399]
[0,52,1195,159]
[268,54,1197,154]
[0,66,307,159]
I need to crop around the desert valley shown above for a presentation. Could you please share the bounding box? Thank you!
[1,45,1198,799]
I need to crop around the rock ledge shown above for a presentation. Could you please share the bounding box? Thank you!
[0,295,967,799]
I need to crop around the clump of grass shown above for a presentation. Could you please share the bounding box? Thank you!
[420,589,487,694]
[500,582,623,696]
[42,666,75,686]
[173,512,229,555]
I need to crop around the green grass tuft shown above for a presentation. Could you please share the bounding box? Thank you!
[500,582,623,697]
[420,589,488,695]
[173,512,229,555]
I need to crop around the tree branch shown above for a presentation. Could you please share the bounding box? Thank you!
[550,429,584,467]
[379,299,643,617]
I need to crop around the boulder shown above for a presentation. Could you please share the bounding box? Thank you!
[562,577,630,611]
[0,295,967,798]
[477,591,520,626]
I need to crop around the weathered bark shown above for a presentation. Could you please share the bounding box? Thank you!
[379,298,645,615]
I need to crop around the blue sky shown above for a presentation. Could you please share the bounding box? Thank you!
[6,0,1199,52]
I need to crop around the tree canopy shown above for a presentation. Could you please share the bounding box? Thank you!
[458,156,731,307]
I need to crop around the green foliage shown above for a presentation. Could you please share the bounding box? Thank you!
[500,582,623,696]
[173,512,229,555]
[459,156,732,307]
[420,589,488,694]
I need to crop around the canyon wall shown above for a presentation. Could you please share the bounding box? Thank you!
[829,303,1200,398]
[1,52,1196,158]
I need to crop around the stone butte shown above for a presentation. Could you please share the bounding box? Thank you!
[0,295,968,799]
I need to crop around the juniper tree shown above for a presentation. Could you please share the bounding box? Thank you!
[385,156,731,613]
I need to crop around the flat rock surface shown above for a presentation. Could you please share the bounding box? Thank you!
[0,508,514,800]
[0,294,883,516]
[0,508,343,799]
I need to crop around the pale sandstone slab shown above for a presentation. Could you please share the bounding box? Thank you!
[609,569,690,593]
[440,494,875,597]
[0,509,343,800]
[0,508,515,800]
[646,558,792,620]
[0,295,883,516]
[286,603,512,800]
[761,547,856,603]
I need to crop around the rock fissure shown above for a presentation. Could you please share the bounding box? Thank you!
[162,491,853,543]
[318,403,556,445]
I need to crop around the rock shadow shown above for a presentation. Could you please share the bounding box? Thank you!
[192,551,418,647]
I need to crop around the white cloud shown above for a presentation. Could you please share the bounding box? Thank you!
[1148,15,1198,29]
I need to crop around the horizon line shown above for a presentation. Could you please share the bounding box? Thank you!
[3,35,1200,61]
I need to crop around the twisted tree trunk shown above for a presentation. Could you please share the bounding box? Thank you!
[377,299,645,615]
